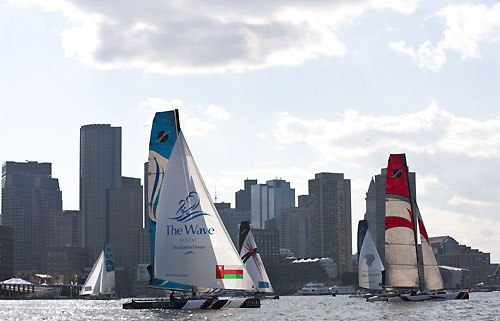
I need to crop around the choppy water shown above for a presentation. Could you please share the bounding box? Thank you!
[0,292,498,321]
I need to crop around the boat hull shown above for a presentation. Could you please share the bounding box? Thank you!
[387,291,469,302]
[122,297,260,309]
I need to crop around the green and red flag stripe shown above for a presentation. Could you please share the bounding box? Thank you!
[216,265,243,279]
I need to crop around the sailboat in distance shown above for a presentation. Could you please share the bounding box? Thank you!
[123,110,259,309]
[358,230,384,291]
[80,243,116,297]
[369,153,468,302]
[238,221,274,294]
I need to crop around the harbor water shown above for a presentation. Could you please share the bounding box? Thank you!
[0,292,498,320]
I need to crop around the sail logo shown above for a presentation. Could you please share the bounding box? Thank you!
[216,265,243,279]
[156,130,169,143]
[392,169,402,177]
[363,254,375,267]
[169,191,210,222]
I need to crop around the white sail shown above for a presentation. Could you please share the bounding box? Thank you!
[80,251,104,296]
[238,221,273,293]
[384,154,419,288]
[154,132,254,291]
[414,205,443,291]
[359,230,384,290]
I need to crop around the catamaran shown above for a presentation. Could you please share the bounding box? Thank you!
[123,110,259,310]
[80,243,116,297]
[368,154,468,302]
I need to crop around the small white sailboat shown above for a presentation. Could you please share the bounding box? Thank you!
[368,154,468,302]
[80,243,115,297]
[123,110,259,310]
[238,221,274,294]
[358,230,384,291]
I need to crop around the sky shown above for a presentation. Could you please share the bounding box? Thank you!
[2,0,500,261]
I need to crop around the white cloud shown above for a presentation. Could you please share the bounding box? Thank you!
[390,3,500,71]
[203,105,230,120]
[10,0,419,74]
[448,195,496,207]
[274,103,500,166]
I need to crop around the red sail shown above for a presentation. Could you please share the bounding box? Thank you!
[386,154,410,198]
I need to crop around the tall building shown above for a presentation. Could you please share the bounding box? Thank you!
[235,179,257,212]
[308,173,352,277]
[80,124,121,262]
[250,179,295,229]
[56,210,82,247]
[278,202,309,258]
[363,168,415,264]
[1,161,62,272]
[108,177,143,296]
[0,225,14,280]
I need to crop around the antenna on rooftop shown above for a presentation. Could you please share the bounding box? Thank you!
[214,185,218,203]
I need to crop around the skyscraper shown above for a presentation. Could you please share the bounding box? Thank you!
[80,124,121,262]
[250,179,295,229]
[108,177,143,296]
[278,206,309,258]
[235,179,257,212]
[1,161,62,272]
[308,173,352,277]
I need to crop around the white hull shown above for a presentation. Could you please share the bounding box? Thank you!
[123,297,260,309]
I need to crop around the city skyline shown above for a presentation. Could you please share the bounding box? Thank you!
[2,0,500,263]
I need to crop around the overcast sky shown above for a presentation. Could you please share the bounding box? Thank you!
[2,0,500,261]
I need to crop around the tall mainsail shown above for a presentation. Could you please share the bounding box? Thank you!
[359,230,384,290]
[154,132,254,291]
[238,221,273,293]
[414,204,443,291]
[384,154,419,288]
[147,110,189,289]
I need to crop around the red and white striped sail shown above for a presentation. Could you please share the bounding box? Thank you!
[414,204,443,291]
[384,154,419,288]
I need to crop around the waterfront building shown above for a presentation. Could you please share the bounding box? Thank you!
[430,236,495,286]
[56,210,82,247]
[252,228,280,265]
[108,177,143,297]
[308,173,353,278]
[80,124,121,262]
[278,204,309,258]
[40,246,88,281]
[0,225,14,281]
[251,179,295,229]
[1,161,62,272]
[235,179,257,212]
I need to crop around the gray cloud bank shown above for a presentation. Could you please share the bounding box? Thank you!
[12,0,418,74]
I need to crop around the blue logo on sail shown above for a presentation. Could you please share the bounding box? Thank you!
[169,191,210,222]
